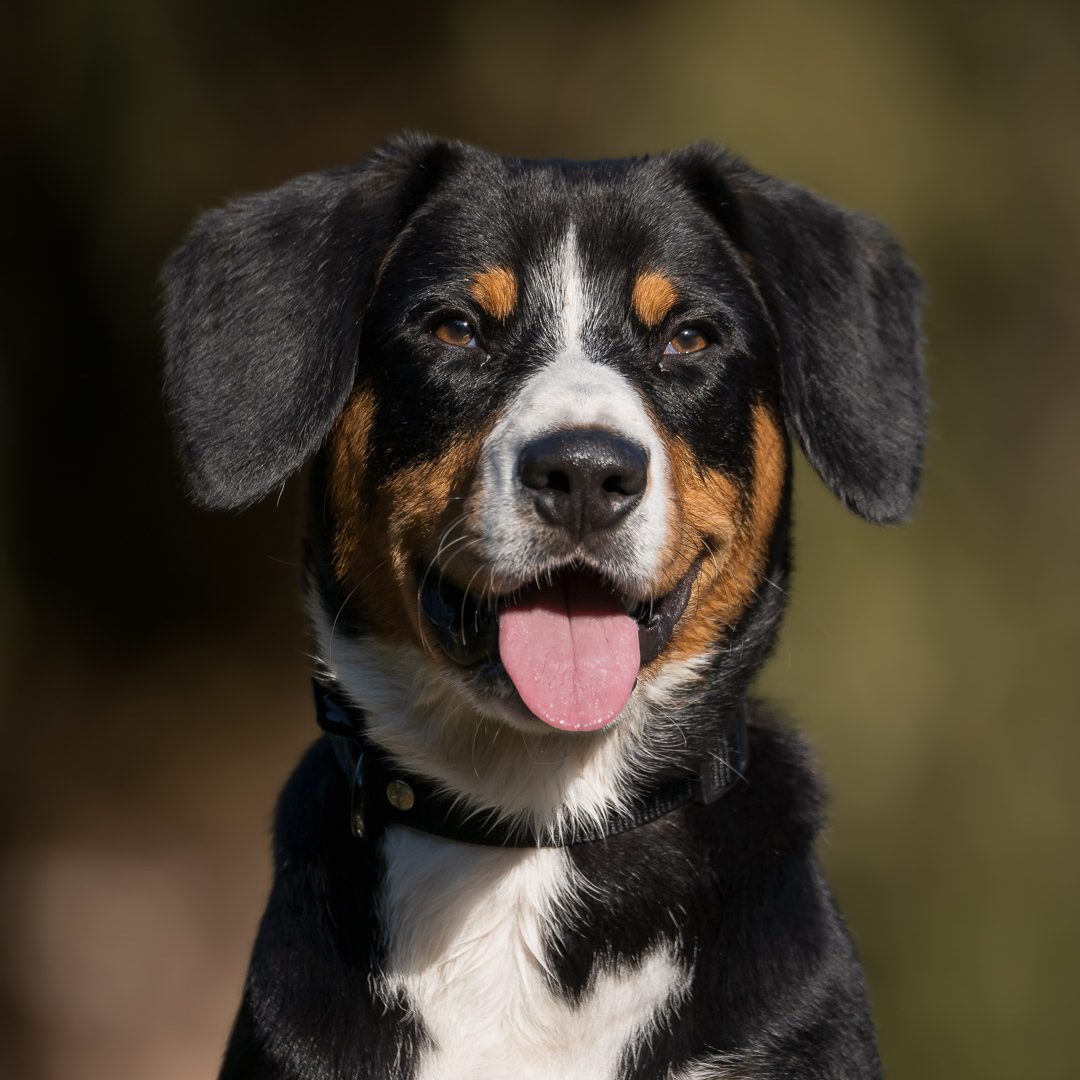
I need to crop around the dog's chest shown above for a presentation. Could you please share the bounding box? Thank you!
[375,829,685,1080]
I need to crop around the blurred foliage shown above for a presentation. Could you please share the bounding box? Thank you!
[1,1,1079,1077]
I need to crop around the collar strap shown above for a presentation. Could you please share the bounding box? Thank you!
[313,680,748,848]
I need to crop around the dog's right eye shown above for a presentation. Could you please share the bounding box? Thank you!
[433,318,479,349]
[665,327,710,355]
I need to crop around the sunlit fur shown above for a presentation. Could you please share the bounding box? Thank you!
[160,135,925,1080]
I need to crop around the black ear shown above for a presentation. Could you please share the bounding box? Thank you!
[676,146,927,524]
[161,134,452,509]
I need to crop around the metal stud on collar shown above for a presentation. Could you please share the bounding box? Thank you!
[386,779,415,811]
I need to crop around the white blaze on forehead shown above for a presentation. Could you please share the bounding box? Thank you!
[477,225,670,586]
[551,225,588,352]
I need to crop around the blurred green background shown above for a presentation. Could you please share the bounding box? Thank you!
[2,2,1078,1077]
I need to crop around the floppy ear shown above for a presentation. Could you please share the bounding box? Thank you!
[161,134,452,509]
[676,146,927,524]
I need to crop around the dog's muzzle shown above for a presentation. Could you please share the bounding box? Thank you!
[420,424,693,732]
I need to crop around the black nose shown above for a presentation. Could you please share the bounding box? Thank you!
[518,430,649,539]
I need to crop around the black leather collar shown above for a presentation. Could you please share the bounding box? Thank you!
[314,679,748,848]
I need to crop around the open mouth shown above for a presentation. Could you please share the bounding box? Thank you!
[419,559,701,732]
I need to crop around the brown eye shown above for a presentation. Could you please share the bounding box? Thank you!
[433,318,478,349]
[664,328,709,355]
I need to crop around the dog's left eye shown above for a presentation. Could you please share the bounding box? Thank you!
[664,328,710,355]
[433,318,479,349]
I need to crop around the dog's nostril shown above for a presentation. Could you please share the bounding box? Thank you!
[520,457,572,493]
[545,469,572,494]
[517,430,649,538]
[602,471,645,497]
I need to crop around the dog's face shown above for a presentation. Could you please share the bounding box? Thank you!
[321,159,790,734]
[163,136,924,752]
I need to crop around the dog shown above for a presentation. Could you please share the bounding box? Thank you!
[161,134,925,1079]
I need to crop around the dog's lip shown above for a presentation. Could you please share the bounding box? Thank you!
[417,558,702,670]
[632,560,701,665]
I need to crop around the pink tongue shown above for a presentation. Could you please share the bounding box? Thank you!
[498,572,641,731]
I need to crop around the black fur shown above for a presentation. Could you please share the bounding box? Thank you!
[161,135,926,1079]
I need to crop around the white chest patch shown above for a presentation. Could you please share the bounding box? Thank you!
[376,828,687,1080]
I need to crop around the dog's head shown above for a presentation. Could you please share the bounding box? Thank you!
[163,135,924,806]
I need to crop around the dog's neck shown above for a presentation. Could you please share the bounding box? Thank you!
[313,676,748,847]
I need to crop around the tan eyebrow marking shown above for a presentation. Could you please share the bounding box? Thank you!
[469,266,519,321]
[631,270,679,328]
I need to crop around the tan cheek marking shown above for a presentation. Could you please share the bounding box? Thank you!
[380,432,486,584]
[646,403,787,672]
[631,270,679,328]
[469,266,518,321]
[328,387,411,642]
[748,404,786,548]
[328,392,488,646]
[328,388,376,586]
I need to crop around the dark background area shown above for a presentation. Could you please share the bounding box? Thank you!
[2,2,1079,1077]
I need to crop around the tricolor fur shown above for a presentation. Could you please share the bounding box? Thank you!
[162,134,925,1079]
